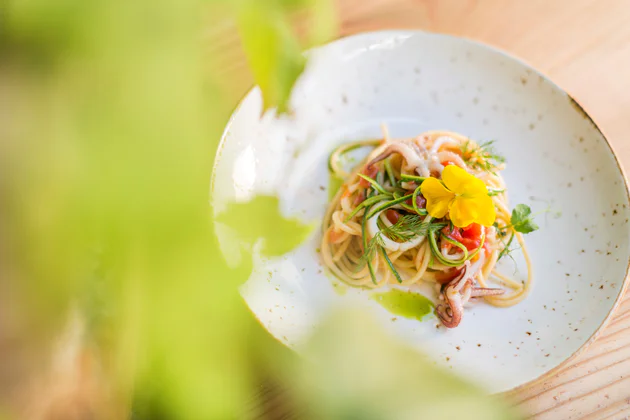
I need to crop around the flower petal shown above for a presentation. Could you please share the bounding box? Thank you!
[441,165,470,194]
[449,197,477,228]
[442,165,487,197]
[461,177,489,199]
[449,195,496,227]
[475,194,496,226]
[421,178,455,218]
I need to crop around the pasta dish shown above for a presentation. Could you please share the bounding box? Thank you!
[321,126,537,328]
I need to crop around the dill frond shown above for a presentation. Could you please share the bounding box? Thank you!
[380,215,447,242]
[460,139,505,173]
[360,233,384,265]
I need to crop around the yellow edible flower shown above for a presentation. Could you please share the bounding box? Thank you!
[420,165,496,227]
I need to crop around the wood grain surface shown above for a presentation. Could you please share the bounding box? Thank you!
[214,1,630,418]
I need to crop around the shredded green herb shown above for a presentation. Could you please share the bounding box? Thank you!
[381,215,437,242]
[460,139,505,173]
[361,217,445,267]
[365,195,413,219]
[344,193,391,222]
[497,232,515,261]
[360,231,383,265]
[380,247,403,283]
[361,202,379,284]
[384,159,396,186]
[357,173,388,195]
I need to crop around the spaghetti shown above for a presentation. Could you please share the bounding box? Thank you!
[321,126,535,328]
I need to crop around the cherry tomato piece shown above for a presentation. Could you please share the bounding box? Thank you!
[358,165,379,188]
[386,209,400,224]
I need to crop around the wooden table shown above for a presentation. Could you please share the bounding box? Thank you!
[215,1,630,418]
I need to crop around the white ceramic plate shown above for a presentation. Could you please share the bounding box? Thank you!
[212,31,630,393]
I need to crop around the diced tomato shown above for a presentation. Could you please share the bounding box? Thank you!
[353,190,366,206]
[405,191,427,210]
[462,223,483,237]
[443,224,483,251]
[416,194,427,209]
[441,160,456,167]
[358,165,379,188]
[385,209,400,224]
[442,225,463,242]
[460,238,480,251]
[463,223,486,252]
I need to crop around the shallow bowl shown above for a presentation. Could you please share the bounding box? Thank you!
[212,31,630,393]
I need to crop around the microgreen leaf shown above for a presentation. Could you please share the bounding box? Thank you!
[510,204,539,234]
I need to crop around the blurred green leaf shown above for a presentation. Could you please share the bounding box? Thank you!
[216,195,314,257]
[296,309,523,420]
[235,0,336,112]
[304,0,338,46]
[1,0,526,418]
[237,4,305,113]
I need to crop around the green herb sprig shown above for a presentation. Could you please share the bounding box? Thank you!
[496,204,540,234]
[497,232,515,261]
[495,204,541,261]
[382,215,440,242]
[460,139,505,173]
[360,215,446,283]
[509,204,539,233]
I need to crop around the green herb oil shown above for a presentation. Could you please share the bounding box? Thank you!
[371,289,435,321]
[329,173,344,199]
[332,282,347,296]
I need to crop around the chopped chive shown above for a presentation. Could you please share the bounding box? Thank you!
[412,184,423,215]
[440,234,469,262]
[400,174,427,183]
[376,170,385,188]
[366,194,413,219]
[392,188,407,199]
[362,205,378,285]
[399,202,420,214]
[380,247,403,283]
[357,173,388,195]
[344,193,391,221]
[384,159,396,186]
[400,199,428,216]
[428,231,463,267]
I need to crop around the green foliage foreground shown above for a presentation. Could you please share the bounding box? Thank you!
[0,0,521,418]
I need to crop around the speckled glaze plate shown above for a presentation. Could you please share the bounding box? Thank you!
[212,31,630,393]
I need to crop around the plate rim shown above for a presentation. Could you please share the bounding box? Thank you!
[212,29,630,395]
